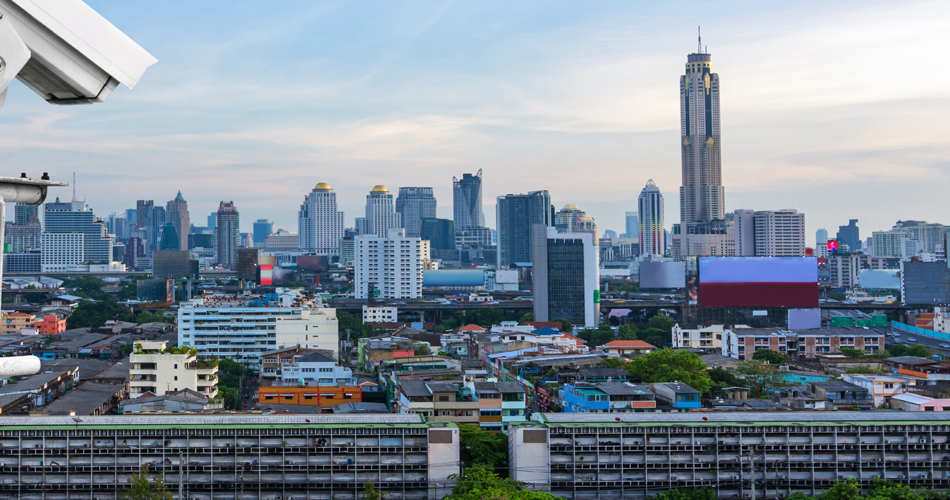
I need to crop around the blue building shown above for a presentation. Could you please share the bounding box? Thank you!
[562,382,656,413]
[651,382,701,411]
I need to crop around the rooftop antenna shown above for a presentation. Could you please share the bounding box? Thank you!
[71,172,76,202]
[698,26,702,53]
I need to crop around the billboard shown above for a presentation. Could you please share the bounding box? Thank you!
[788,308,821,330]
[296,255,329,271]
[857,269,900,290]
[638,261,686,289]
[137,278,173,303]
[827,240,838,252]
[901,261,950,306]
[698,257,819,308]
[258,255,295,285]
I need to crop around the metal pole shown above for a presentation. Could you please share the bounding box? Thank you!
[178,451,183,500]
[0,198,5,311]
[749,453,756,500]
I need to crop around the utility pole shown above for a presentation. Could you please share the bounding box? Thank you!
[178,451,183,500]
[749,453,756,500]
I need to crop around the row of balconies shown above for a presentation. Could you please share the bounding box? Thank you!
[3,437,426,449]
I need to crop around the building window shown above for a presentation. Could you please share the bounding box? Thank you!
[439,395,449,402]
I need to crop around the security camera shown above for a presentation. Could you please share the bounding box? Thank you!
[0,0,156,110]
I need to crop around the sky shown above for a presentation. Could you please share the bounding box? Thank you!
[2,0,949,246]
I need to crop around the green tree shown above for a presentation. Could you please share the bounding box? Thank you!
[653,487,717,500]
[458,424,508,472]
[735,360,792,396]
[599,357,627,369]
[414,344,431,356]
[363,481,382,500]
[66,299,136,329]
[646,313,675,333]
[519,312,534,324]
[708,367,743,388]
[752,349,786,365]
[838,347,866,358]
[577,324,617,348]
[552,318,573,333]
[119,468,173,500]
[626,349,712,393]
[217,358,244,391]
[447,465,560,500]
[819,478,861,500]
[617,324,639,340]
[829,292,846,301]
[63,275,109,300]
[845,365,884,374]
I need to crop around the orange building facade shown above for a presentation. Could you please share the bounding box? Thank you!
[35,315,67,335]
[257,383,362,407]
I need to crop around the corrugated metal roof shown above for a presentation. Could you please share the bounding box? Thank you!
[536,412,950,424]
[0,414,422,426]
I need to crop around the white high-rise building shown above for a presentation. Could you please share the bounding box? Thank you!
[298,182,344,255]
[356,185,401,238]
[40,233,84,272]
[532,225,600,327]
[637,180,665,258]
[734,209,805,257]
[44,198,113,264]
[815,228,829,258]
[178,297,339,365]
[354,228,429,300]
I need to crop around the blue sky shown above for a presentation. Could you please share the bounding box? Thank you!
[2,0,948,245]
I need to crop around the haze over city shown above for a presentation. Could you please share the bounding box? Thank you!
[2,0,948,243]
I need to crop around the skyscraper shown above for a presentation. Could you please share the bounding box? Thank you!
[733,209,806,257]
[354,228,429,300]
[496,190,552,267]
[253,219,274,247]
[43,198,113,264]
[147,206,165,255]
[837,219,860,253]
[638,180,665,258]
[356,185,401,238]
[624,212,638,239]
[297,183,344,256]
[215,201,240,266]
[453,170,484,232]
[674,31,724,257]
[395,187,437,238]
[165,191,189,251]
[532,224,600,327]
[14,203,38,226]
[159,223,180,251]
[136,200,153,230]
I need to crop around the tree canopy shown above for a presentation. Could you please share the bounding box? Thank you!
[576,324,617,348]
[119,468,173,500]
[734,360,792,396]
[66,299,136,329]
[611,349,712,393]
[446,466,561,500]
[459,424,508,474]
[751,349,786,365]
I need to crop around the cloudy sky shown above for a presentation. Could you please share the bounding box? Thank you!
[2,0,948,246]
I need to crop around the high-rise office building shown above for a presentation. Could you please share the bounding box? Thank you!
[837,219,860,253]
[159,223,180,251]
[207,212,217,231]
[356,185,401,238]
[532,224,600,327]
[637,180,665,258]
[165,191,190,251]
[421,218,456,257]
[815,228,829,258]
[147,206,165,255]
[215,201,240,266]
[297,183,344,256]
[5,204,41,253]
[624,212,638,239]
[14,203,38,226]
[496,190,552,267]
[674,34,724,257]
[136,200,153,230]
[42,198,113,268]
[395,187,437,238]
[354,228,429,300]
[734,209,806,257]
[253,219,274,248]
[453,170,484,232]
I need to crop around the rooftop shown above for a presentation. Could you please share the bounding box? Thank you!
[531,412,950,426]
[42,382,124,416]
[594,382,652,396]
[0,414,426,427]
[887,356,938,366]
[808,381,866,392]
[603,340,655,349]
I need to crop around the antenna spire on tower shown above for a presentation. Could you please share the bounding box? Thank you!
[71,172,76,202]
[698,26,702,53]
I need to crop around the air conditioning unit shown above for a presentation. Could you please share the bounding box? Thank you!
[900,474,906,479]
[732,475,739,480]
[920,474,928,479]
[839,475,845,480]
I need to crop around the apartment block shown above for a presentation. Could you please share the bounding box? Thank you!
[178,297,340,364]
[129,340,218,399]
[354,228,429,300]
[509,412,950,500]
[0,415,460,500]
[721,327,884,360]
[671,324,723,351]
[1,312,35,334]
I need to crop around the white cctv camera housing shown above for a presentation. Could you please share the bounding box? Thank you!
[0,0,156,105]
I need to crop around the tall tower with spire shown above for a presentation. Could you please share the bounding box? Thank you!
[166,191,190,251]
[675,27,726,257]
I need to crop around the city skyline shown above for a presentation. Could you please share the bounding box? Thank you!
[0,1,948,245]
